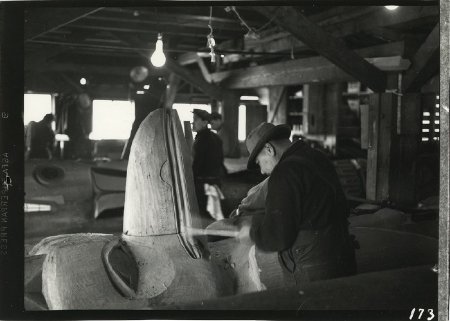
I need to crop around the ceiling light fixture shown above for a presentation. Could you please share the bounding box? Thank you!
[80,78,87,85]
[207,6,216,63]
[384,6,399,10]
[150,33,166,68]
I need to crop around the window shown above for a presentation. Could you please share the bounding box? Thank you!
[90,100,135,140]
[172,103,211,137]
[421,95,440,143]
[24,93,53,127]
[238,104,246,141]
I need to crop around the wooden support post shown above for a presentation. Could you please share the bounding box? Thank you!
[325,83,345,154]
[366,92,420,205]
[366,93,396,202]
[268,86,287,125]
[302,83,343,154]
[221,92,240,154]
[390,94,421,205]
[303,83,325,135]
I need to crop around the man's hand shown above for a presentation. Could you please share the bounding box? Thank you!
[237,216,253,244]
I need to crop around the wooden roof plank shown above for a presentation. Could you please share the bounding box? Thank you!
[254,6,387,92]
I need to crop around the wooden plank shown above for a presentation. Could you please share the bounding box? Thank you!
[254,6,386,92]
[268,86,287,125]
[25,7,104,41]
[212,56,409,89]
[303,84,325,135]
[376,94,396,200]
[221,92,240,151]
[389,94,421,206]
[402,23,440,92]
[360,104,370,149]
[366,94,380,201]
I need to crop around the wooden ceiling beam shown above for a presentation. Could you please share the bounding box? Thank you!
[402,22,439,92]
[83,14,246,32]
[25,7,104,41]
[165,59,224,100]
[254,6,387,92]
[102,7,249,26]
[245,6,438,54]
[67,22,235,39]
[211,56,409,89]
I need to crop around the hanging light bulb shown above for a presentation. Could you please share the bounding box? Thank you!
[150,33,166,67]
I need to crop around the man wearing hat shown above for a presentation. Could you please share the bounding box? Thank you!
[191,109,224,223]
[210,112,240,158]
[238,122,357,285]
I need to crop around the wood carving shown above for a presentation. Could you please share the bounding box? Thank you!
[24,108,438,310]
[24,109,250,310]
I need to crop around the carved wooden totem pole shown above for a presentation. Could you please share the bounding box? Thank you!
[25,108,264,310]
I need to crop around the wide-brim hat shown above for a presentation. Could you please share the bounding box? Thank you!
[246,122,291,170]
[192,109,211,121]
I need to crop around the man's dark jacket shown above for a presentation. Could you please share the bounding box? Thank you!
[250,140,356,283]
[192,127,224,179]
[29,120,55,159]
[192,127,224,222]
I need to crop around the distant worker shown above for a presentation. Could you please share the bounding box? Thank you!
[210,112,240,158]
[27,113,56,159]
[191,109,224,223]
[237,122,357,285]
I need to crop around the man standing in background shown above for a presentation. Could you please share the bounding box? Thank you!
[27,113,56,159]
[192,109,224,223]
[210,112,240,158]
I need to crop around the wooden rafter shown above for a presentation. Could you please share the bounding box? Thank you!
[402,22,440,93]
[25,8,104,41]
[254,6,387,93]
[196,57,212,83]
[245,6,437,56]
[165,59,224,101]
